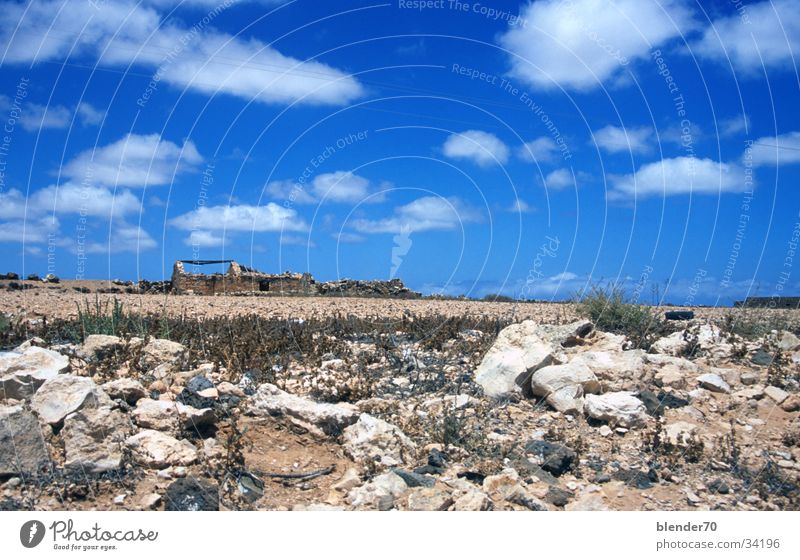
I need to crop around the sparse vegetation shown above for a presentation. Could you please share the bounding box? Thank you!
[576,284,671,349]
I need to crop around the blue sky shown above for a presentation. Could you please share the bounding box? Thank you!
[0,0,799,305]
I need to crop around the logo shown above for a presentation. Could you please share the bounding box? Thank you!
[20,520,45,548]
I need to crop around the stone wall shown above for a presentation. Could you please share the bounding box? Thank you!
[734,296,800,309]
[171,261,314,295]
[170,261,419,298]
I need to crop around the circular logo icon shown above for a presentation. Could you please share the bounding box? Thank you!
[20,520,45,548]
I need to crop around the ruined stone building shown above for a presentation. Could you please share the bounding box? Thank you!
[171,260,314,295]
[170,260,420,298]
[734,296,800,309]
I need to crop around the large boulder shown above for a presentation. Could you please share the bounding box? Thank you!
[530,362,600,414]
[78,335,123,362]
[584,391,648,428]
[31,375,111,425]
[650,324,729,358]
[131,399,215,433]
[102,379,147,404]
[0,405,50,475]
[0,346,69,399]
[248,383,359,436]
[775,331,800,352]
[125,430,198,468]
[697,373,731,394]
[347,472,408,510]
[474,321,557,398]
[342,413,416,467]
[139,339,187,371]
[62,406,131,473]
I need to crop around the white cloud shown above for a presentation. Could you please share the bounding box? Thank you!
[311,171,387,203]
[659,121,702,146]
[693,0,800,74]
[334,232,366,243]
[0,183,141,219]
[0,0,364,106]
[608,156,747,199]
[63,133,203,188]
[508,199,535,213]
[77,102,105,126]
[442,130,509,167]
[720,114,750,137]
[265,179,317,205]
[84,222,157,253]
[748,132,800,166]
[265,171,387,204]
[170,202,308,232]
[351,196,481,234]
[591,125,652,153]
[517,136,560,162]
[0,217,59,244]
[280,234,314,247]
[499,0,696,90]
[0,97,105,130]
[184,230,224,248]
[544,168,574,190]
[19,103,72,131]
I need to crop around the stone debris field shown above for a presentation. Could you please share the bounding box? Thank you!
[1,287,799,511]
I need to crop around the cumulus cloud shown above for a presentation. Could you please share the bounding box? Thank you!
[63,133,203,188]
[334,232,366,243]
[508,199,535,213]
[719,114,750,137]
[0,183,141,220]
[184,230,224,248]
[499,0,696,90]
[0,0,363,106]
[747,132,800,167]
[692,0,800,74]
[0,217,59,244]
[591,125,652,154]
[517,136,561,163]
[608,156,747,200]
[442,130,509,167]
[0,182,148,253]
[76,102,105,126]
[544,168,574,190]
[19,103,72,131]
[350,196,481,234]
[170,202,308,232]
[265,171,388,205]
[84,223,157,253]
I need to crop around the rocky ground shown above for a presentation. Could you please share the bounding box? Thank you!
[1,293,800,511]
